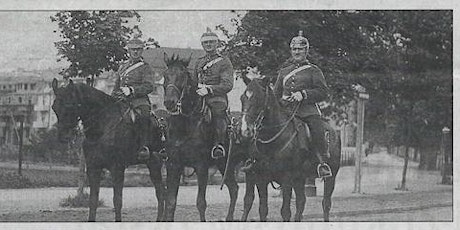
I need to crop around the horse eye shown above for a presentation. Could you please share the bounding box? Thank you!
[245,90,253,99]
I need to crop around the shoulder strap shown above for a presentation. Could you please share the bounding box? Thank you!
[202,57,223,71]
[121,62,145,77]
[282,65,311,86]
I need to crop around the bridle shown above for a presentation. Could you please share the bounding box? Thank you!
[165,69,190,116]
[242,82,300,157]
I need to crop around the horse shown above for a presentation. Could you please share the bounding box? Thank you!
[51,79,166,222]
[239,77,341,222]
[161,53,243,221]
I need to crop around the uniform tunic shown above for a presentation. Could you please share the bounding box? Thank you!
[112,59,155,109]
[193,53,234,108]
[273,59,328,118]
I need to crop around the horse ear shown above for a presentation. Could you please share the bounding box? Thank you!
[186,53,193,66]
[68,79,74,87]
[163,52,169,64]
[52,78,58,92]
[86,77,94,87]
[241,74,252,86]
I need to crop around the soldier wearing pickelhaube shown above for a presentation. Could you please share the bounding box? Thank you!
[242,31,333,178]
[193,27,234,159]
[112,38,156,161]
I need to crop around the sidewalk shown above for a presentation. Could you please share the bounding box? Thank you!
[0,151,453,216]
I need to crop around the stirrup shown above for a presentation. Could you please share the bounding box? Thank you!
[137,146,150,161]
[317,163,333,178]
[211,144,226,159]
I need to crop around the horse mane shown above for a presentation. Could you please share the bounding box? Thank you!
[74,82,118,106]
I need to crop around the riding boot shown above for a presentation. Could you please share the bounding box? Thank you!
[135,105,153,161]
[211,109,228,159]
[303,116,333,178]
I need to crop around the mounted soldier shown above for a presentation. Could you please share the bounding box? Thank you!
[112,38,156,161]
[242,31,333,178]
[192,27,234,159]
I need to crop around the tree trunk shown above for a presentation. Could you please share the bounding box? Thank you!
[75,129,86,197]
[397,145,410,191]
[77,144,86,196]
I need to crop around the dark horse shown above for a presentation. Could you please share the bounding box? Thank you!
[51,79,165,221]
[162,54,242,221]
[239,77,341,222]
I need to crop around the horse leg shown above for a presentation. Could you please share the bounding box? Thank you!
[241,174,255,221]
[280,184,293,222]
[256,181,269,222]
[110,165,125,222]
[148,162,166,222]
[217,162,239,221]
[165,163,182,221]
[196,164,209,222]
[323,175,337,222]
[293,180,306,222]
[87,167,102,222]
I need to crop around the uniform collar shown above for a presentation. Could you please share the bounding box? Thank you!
[204,52,220,60]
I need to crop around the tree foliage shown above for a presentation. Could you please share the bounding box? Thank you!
[51,11,159,79]
[219,10,452,153]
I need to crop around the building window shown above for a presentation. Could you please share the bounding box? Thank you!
[18,97,22,103]
[31,84,36,90]
[24,84,28,90]
[8,97,11,104]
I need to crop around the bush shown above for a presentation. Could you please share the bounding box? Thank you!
[0,171,35,189]
[59,192,104,208]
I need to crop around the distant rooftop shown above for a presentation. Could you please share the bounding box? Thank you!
[0,47,206,83]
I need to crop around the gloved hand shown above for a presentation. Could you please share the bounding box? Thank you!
[290,91,303,101]
[196,87,209,96]
[120,86,132,96]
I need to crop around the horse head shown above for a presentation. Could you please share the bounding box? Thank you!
[51,78,84,142]
[163,52,193,114]
[240,77,273,139]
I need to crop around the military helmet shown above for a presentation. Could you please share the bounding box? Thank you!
[290,30,309,49]
[200,27,219,42]
[127,38,145,49]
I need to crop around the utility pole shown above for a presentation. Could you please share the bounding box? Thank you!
[353,86,369,194]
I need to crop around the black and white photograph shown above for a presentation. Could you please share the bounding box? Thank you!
[0,1,456,229]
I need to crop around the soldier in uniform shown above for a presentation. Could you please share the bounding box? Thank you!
[242,31,333,178]
[193,28,234,159]
[112,38,155,161]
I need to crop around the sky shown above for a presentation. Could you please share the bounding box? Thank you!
[0,11,239,72]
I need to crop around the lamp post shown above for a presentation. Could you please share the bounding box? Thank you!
[441,127,452,184]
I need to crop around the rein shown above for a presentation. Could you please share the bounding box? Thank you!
[246,84,302,161]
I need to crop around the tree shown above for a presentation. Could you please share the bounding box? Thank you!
[220,10,452,173]
[51,11,159,80]
[50,10,159,202]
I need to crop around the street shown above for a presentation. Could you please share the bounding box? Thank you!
[0,152,453,222]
